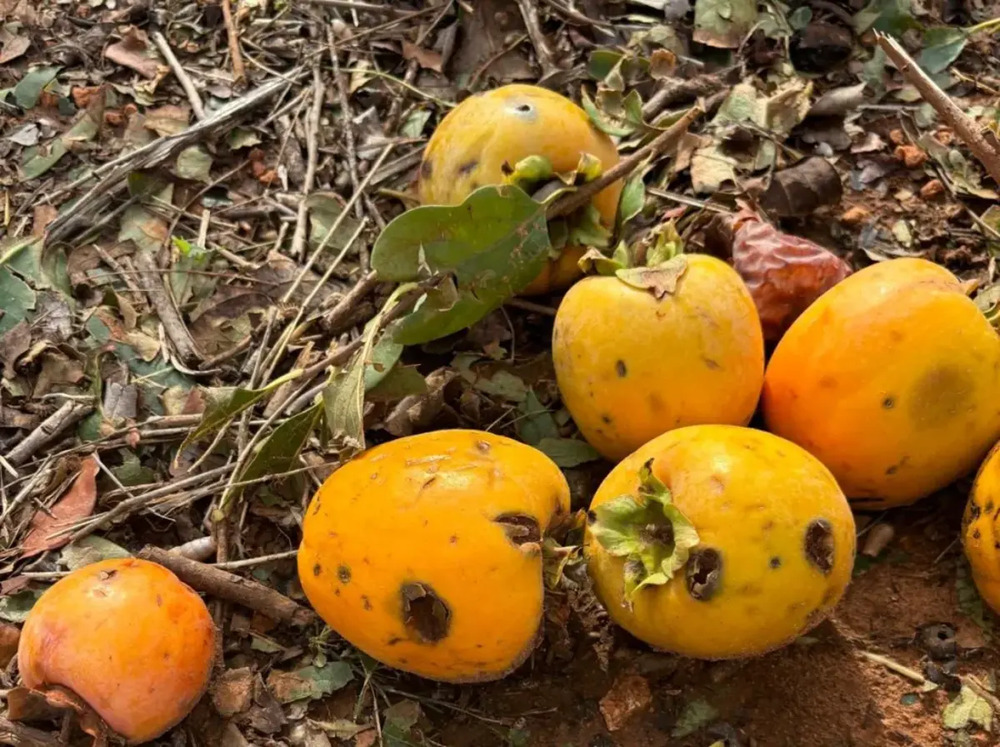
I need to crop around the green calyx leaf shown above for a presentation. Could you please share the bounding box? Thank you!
[615,254,688,300]
[590,458,700,606]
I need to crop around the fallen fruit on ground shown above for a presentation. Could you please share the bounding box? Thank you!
[417,84,622,295]
[17,558,216,744]
[962,441,1000,615]
[762,257,1000,509]
[552,253,765,462]
[586,424,856,659]
[297,429,571,682]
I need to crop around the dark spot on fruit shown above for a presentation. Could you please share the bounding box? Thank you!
[387,637,402,646]
[156,594,163,607]
[969,500,982,522]
[805,519,835,574]
[362,595,372,611]
[163,652,170,659]
[762,520,774,531]
[398,658,408,664]
[769,556,781,569]
[420,476,437,492]
[98,569,118,582]
[370,472,379,480]
[686,547,722,601]
[312,563,322,576]
[586,510,597,524]
[973,528,981,539]
[501,160,514,176]
[615,360,627,377]
[910,365,975,428]
[494,514,541,547]
[450,535,458,544]
[476,440,491,453]
[334,588,341,596]
[420,160,432,179]
[702,357,721,370]
[987,500,995,514]
[602,414,612,424]
[649,392,665,414]
[457,159,478,176]
[337,565,351,584]
[882,396,895,409]
[886,465,898,475]
[401,582,451,644]
[513,102,534,116]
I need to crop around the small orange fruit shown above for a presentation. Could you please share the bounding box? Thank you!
[962,441,1000,615]
[297,429,570,682]
[417,84,622,295]
[18,558,216,744]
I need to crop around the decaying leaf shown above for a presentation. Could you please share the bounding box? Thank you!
[104,28,162,79]
[694,0,758,48]
[266,661,353,703]
[759,157,843,217]
[21,455,99,558]
[942,684,993,732]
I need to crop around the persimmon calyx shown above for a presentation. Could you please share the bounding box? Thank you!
[589,458,700,606]
[615,255,688,300]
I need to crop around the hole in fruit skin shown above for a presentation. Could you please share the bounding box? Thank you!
[494,514,541,546]
[401,582,451,644]
[805,519,835,574]
[457,159,478,176]
[616,360,627,377]
[686,548,722,601]
[337,565,351,584]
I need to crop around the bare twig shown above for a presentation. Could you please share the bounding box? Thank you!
[133,250,202,364]
[547,105,702,220]
[322,269,380,325]
[221,0,247,84]
[514,0,560,80]
[300,0,408,13]
[641,67,735,120]
[859,651,931,686]
[328,26,364,221]
[7,402,93,467]
[137,546,318,626]
[504,297,557,316]
[289,62,326,260]
[0,717,62,746]
[876,32,1000,186]
[151,31,206,120]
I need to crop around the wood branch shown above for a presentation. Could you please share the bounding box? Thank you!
[0,717,62,746]
[137,546,318,627]
[133,250,202,365]
[221,0,246,84]
[7,401,93,466]
[151,31,206,120]
[547,105,703,220]
[876,32,1000,186]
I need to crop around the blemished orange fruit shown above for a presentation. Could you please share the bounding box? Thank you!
[297,429,570,683]
[417,84,622,295]
[553,253,765,461]
[18,558,216,744]
[762,257,1000,508]
[586,425,856,659]
[962,441,1000,615]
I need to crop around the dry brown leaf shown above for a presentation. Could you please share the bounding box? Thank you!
[402,40,443,72]
[104,28,161,79]
[21,455,99,558]
[0,321,31,380]
[0,34,30,64]
[0,623,20,668]
[144,104,191,136]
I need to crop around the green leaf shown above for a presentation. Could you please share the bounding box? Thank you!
[113,449,157,486]
[617,169,647,228]
[363,334,404,392]
[537,437,602,467]
[672,699,719,738]
[21,140,68,180]
[367,364,427,401]
[227,127,262,149]
[176,145,213,183]
[272,662,354,703]
[60,535,132,570]
[516,390,560,446]
[383,700,422,747]
[853,0,917,35]
[373,186,551,345]
[694,0,758,48]
[590,458,701,604]
[13,66,60,109]
[307,192,365,252]
[0,589,43,622]
[177,371,302,455]
[170,237,213,307]
[942,685,993,731]
[919,27,968,74]
[0,266,36,336]
[223,403,322,511]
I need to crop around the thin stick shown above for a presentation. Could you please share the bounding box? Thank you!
[328,26,364,222]
[514,0,560,79]
[137,545,318,626]
[221,0,247,84]
[547,105,702,220]
[6,402,93,466]
[151,31,206,120]
[876,32,1000,187]
[289,62,326,261]
[134,250,202,364]
[213,549,298,569]
[859,651,930,686]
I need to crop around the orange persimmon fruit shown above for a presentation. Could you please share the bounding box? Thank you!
[17,558,216,744]
[297,429,571,682]
[417,84,622,295]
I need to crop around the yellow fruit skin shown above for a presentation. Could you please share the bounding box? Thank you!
[762,257,1000,509]
[552,254,765,462]
[586,425,856,659]
[417,84,622,295]
[962,441,1000,614]
[297,429,570,683]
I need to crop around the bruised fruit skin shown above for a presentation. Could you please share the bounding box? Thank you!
[962,441,1000,615]
[297,429,570,683]
[18,558,215,744]
[586,424,856,659]
[763,257,1000,509]
[553,254,765,462]
[417,84,622,295]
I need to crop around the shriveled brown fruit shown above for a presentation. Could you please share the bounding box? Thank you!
[727,212,852,342]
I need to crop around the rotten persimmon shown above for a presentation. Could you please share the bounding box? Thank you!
[586,424,856,659]
[552,253,765,462]
[17,558,216,744]
[763,257,1000,509]
[962,441,1000,615]
[417,84,622,295]
[297,429,571,683]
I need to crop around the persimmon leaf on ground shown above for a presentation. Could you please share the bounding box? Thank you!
[918,27,968,75]
[538,437,601,467]
[693,0,758,49]
[371,185,550,344]
[21,455,99,558]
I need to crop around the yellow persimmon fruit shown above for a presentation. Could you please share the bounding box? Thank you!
[586,424,856,659]
[762,257,1000,509]
[552,253,765,462]
[18,558,216,744]
[417,84,622,295]
[297,429,570,683]
[962,441,1000,615]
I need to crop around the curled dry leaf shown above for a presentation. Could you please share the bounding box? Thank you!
[104,28,161,79]
[728,212,852,342]
[759,157,844,217]
[21,455,99,558]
